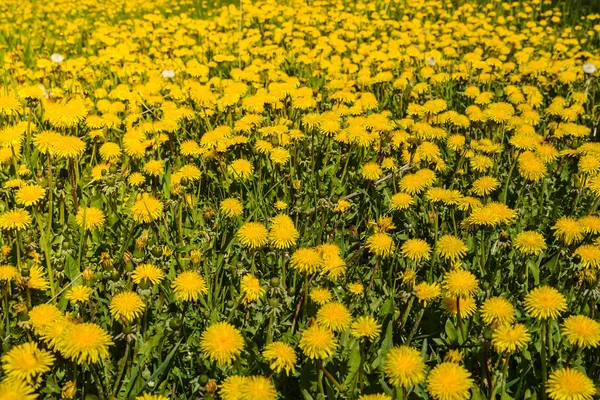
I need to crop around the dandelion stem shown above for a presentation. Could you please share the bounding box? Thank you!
[541,319,548,400]
[112,340,131,398]
[500,355,510,397]
[319,363,345,392]
[406,307,425,345]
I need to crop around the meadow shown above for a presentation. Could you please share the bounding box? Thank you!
[1,0,600,399]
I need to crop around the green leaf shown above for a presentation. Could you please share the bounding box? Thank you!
[134,339,182,397]
[445,319,457,343]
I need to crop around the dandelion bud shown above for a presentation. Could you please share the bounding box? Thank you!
[82,268,94,281]
[190,249,203,265]
[62,381,77,399]
[205,379,218,393]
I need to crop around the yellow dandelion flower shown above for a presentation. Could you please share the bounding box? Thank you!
[546,368,595,400]
[401,239,431,263]
[480,297,515,325]
[290,248,321,274]
[132,263,164,286]
[56,322,113,364]
[366,232,396,258]
[200,322,244,365]
[109,291,145,322]
[241,274,264,304]
[75,207,105,231]
[442,296,477,318]
[131,194,163,223]
[238,222,269,248]
[263,342,296,375]
[65,285,92,304]
[220,198,244,218]
[561,315,600,348]
[384,346,426,388]
[0,209,32,230]
[426,362,473,400]
[317,302,352,332]
[15,184,46,207]
[299,324,337,359]
[1,342,55,384]
[414,282,442,306]
[436,235,468,262]
[351,316,381,340]
[268,214,299,249]
[524,286,567,320]
[172,271,208,301]
[492,324,531,353]
[0,380,37,400]
[310,288,332,305]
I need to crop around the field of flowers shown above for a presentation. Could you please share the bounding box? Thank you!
[3,0,600,398]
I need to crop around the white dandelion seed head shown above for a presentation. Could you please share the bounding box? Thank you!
[583,63,597,74]
[427,56,437,67]
[162,69,175,78]
[50,53,64,63]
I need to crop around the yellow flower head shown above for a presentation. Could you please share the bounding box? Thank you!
[200,322,244,366]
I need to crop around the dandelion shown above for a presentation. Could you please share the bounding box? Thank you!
[220,376,247,400]
[546,368,595,400]
[228,159,254,179]
[561,315,600,348]
[366,232,396,258]
[0,380,37,400]
[0,209,32,230]
[310,288,332,305]
[524,286,567,320]
[109,291,145,322]
[1,342,55,384]
[75,206,105,230]
[241,274,264,304]
[15,184,46,206]
[513,231,547,256]
[426,362,473,400]
[239,376,277,400]
[351,316,381,340]
[132,263,165,286]
[480,297,515,325]
[268,214,299,249]
[262,342,296,375]
[290,248,321,274]
[414,282,442,306]
[317,302,352,332]
[172,271,208,301]
[65,285,92,303]
[200,322,244,365]
[383,346,426,388]
[389,192,414,210]
[574,245,600,269]
[56,322,113,364]
[131,194,163,223]
[436,235,468,262]
[552,217,584,245]
[221,198,244,217]
[348,282,364,295]
[471,176,499,197]
[492,324,531,353]
[401,239,431,262]
[442,296,477,318]
[443,269,478,298]
[299,324,337,359]
[0,264,17,281]
[238,222,269,248]
[362,162,383,180]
